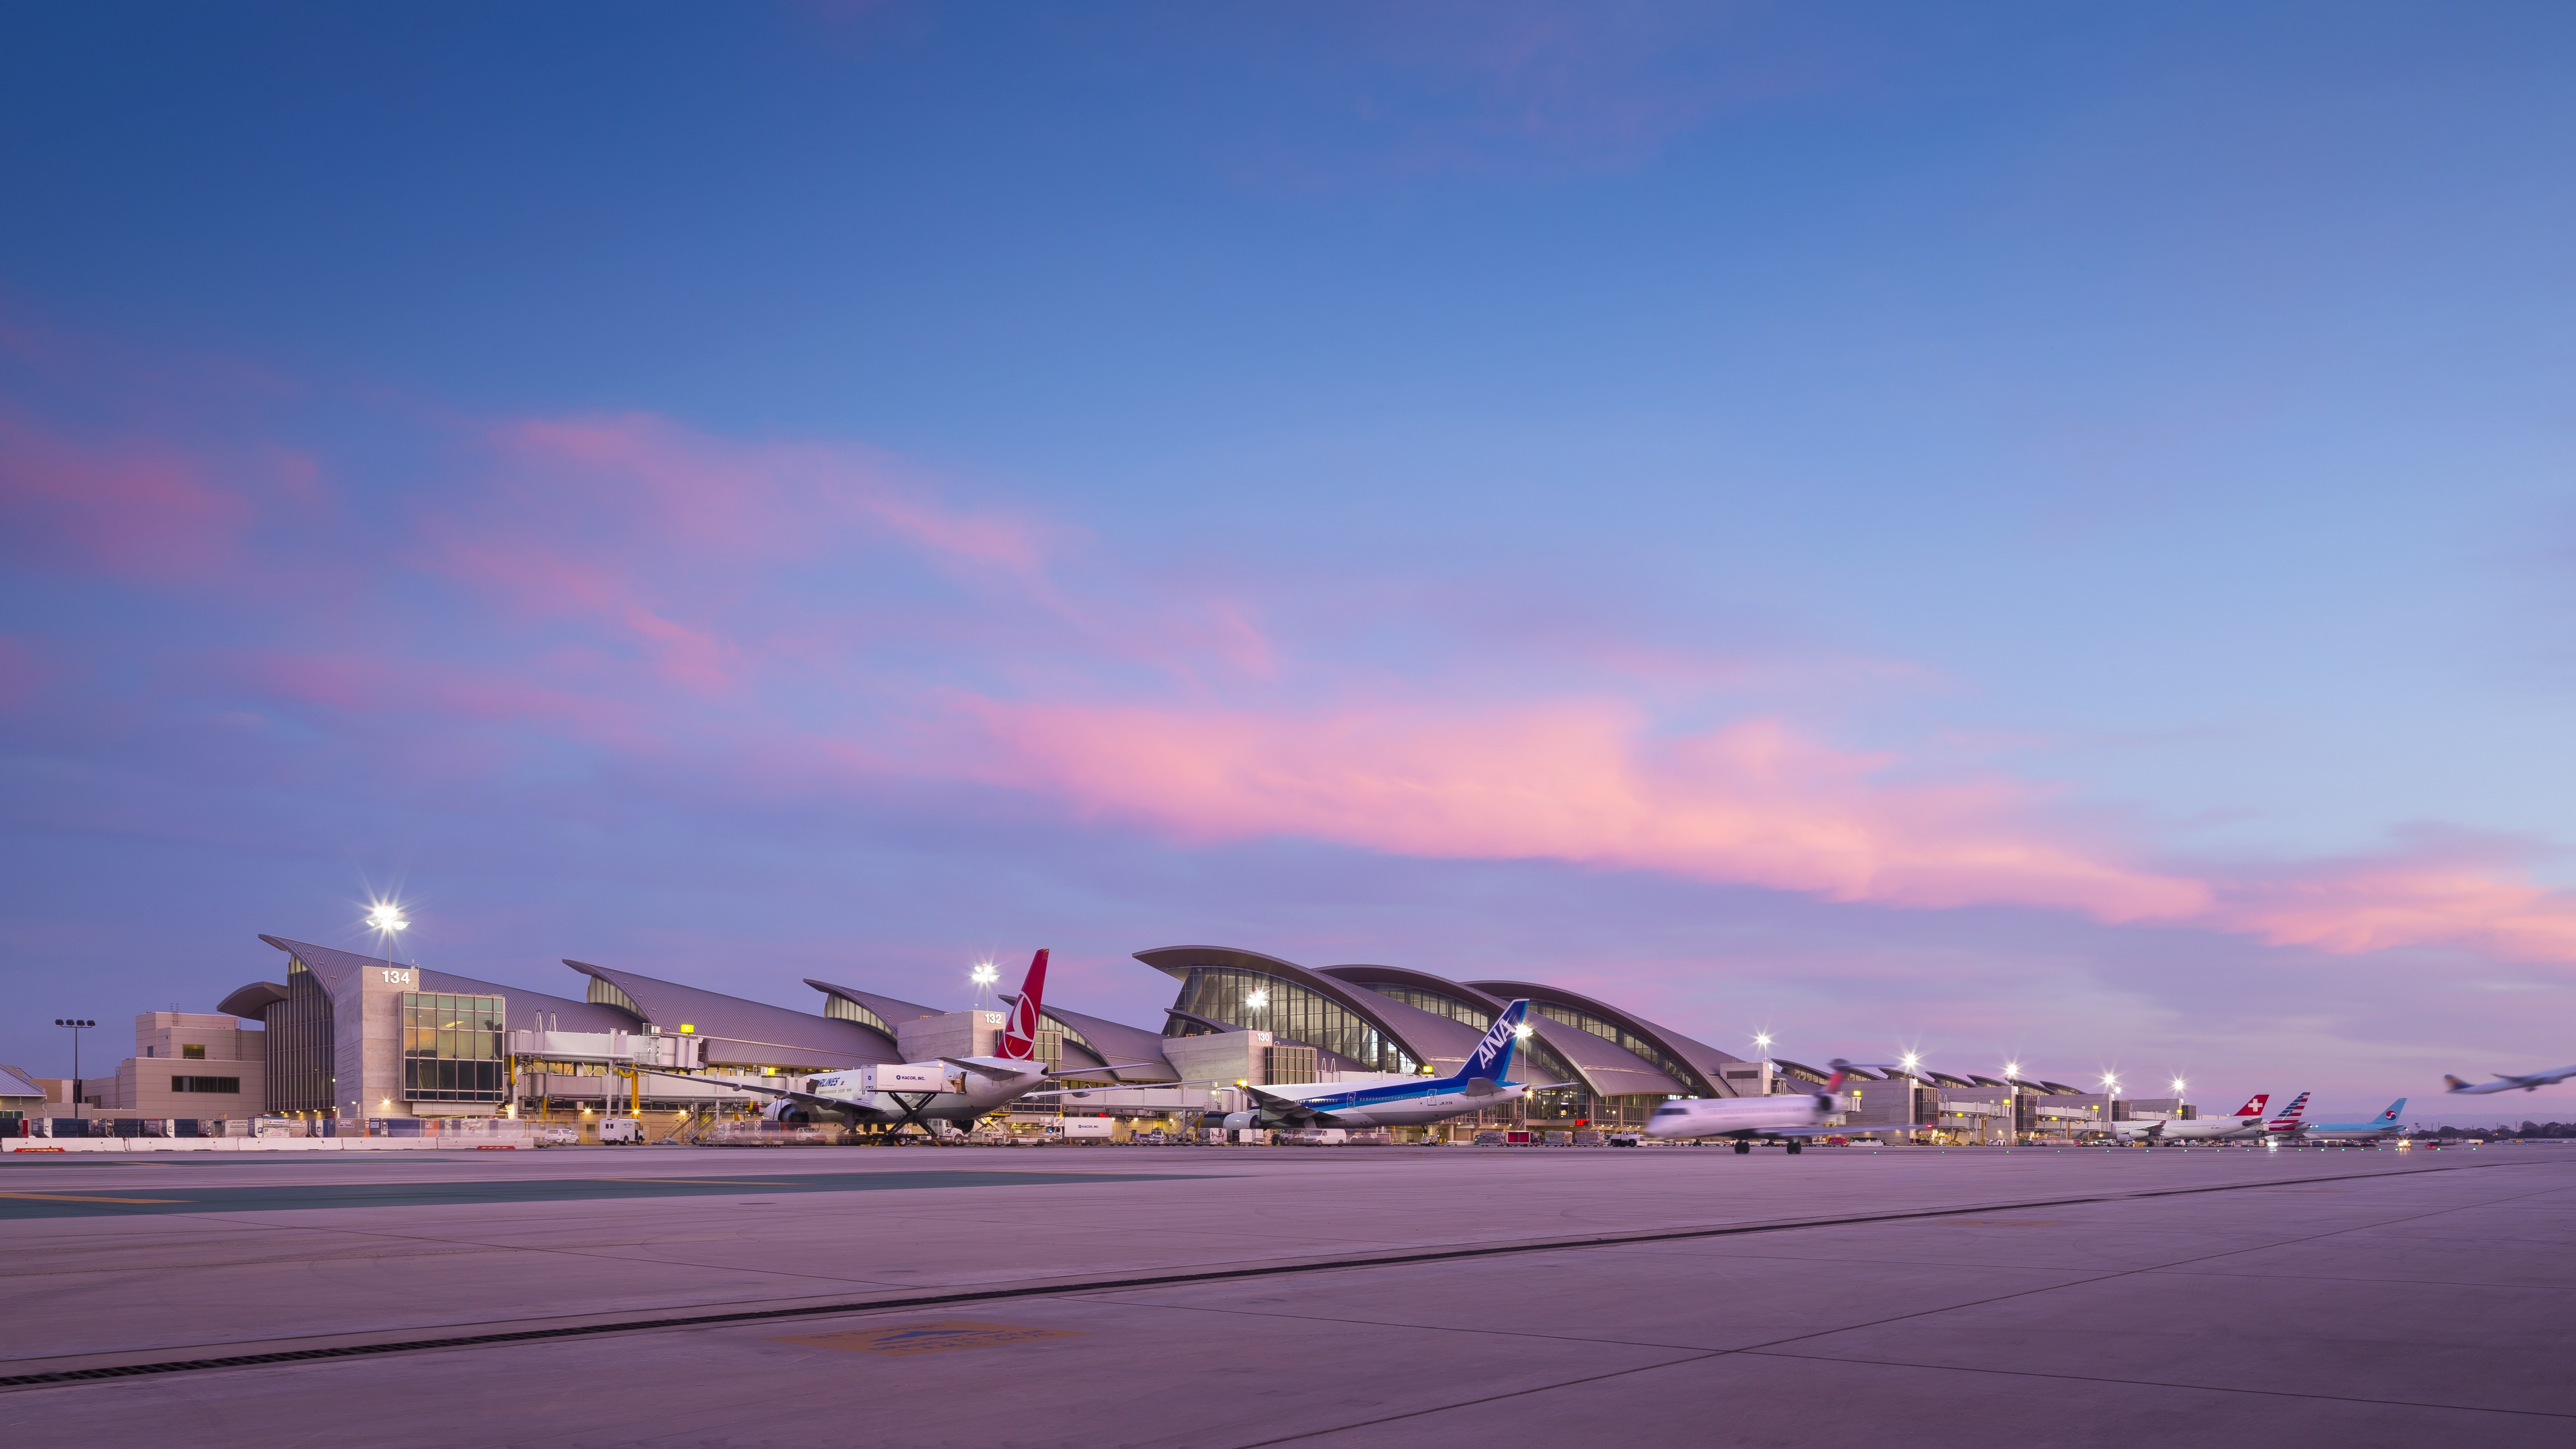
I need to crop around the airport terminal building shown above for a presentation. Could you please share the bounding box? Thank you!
[160,934,2157,1143]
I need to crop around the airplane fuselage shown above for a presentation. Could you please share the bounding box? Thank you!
[1642,1093,1849,1139]
[773,1057,1048,1127]
[2115,1115,2265,1142]
[1242,1074,1534,1127]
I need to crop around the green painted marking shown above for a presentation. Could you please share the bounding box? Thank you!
[0,1170,1200,1220]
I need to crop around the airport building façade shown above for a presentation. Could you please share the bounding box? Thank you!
[170,934,2163,1142]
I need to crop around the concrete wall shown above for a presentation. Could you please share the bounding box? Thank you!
[333,957,417,1120]
[101,1014,266,1117]
[1163,1030,1274,1089]
[895,1009,1007,1063]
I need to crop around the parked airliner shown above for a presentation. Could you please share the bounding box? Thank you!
[1218,1001,1556,1130]
[1640,1060,1892,1153]
[2445,1063,2576,1095]
[2111,1094,2270,1143]
[2296,1100,2407,1141]
[646,950,1148,1133]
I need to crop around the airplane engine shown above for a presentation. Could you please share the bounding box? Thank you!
[762,1099,823,1124]
[1219,1112,1257,1131]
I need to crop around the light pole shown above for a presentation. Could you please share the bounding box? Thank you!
[1900,1051,1921,1142]
[969,962,998,1010]
[55,1018,95,1119]
[2101,1073,2121,1142]
[367,902,408,973]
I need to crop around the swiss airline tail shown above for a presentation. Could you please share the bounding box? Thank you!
[997,949,1049,1060]
[2228,1094,2270,1119]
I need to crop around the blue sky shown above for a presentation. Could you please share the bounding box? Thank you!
[3,4,2572,1122]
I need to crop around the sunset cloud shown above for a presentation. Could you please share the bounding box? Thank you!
[5,380,2572,968]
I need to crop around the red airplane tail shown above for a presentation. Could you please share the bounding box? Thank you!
[2229,1093,2269,1119]
[998,949,1049,1060]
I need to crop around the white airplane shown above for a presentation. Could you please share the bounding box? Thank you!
[1217,1001,1558,1130]
[2111,1093,2272,1143]
[648,950,1151,1133]
[2296,1099,2407,1141]
[1640,1060,1897,1154]
[2444,1064,2576,1095]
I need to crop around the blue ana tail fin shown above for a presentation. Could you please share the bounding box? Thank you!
[1456,1000,1530,1083]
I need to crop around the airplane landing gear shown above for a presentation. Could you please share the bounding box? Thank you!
[1734,1140,1753,1154]
[1786,1140,1804,1154]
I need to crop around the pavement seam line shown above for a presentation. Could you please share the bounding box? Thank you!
[0,1155,2548,1391]
[1221,1173,2576,1447]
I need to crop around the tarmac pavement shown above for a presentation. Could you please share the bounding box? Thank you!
[3,1140,2569,1447]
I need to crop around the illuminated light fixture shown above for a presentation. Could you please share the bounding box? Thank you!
[1245,990,1269,1010]
[1514,1023,1533,1040]
[1753,1032,1772,1055]
[366,903,408,934]
[2003,1062,2019,1079]
[2171,1078,2187,1096]
[970,964,999,986]
[678,1024,695,1034]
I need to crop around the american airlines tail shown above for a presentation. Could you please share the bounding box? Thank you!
[1452,1000,1529,1084]
[2267,1091,2311,1130]
[997,949,1049,1061]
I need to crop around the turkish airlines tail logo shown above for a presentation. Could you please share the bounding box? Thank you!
[998,949,1048,1060]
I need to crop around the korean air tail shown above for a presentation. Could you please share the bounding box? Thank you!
[2376,1099,2406,1124]
[997,949,1048,1061]
[1451,1000,1530,1084]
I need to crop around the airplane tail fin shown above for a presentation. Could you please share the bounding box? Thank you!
[2229,1093,2269,1119]
[2378,1099,2406,1123]
[2268,1091,2310,1127]
[1457,1000,1530,1082]
[2442,1075,2473,1092]
[997,949,1049,1061]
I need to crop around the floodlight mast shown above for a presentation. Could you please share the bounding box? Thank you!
[54,1017,96,1118]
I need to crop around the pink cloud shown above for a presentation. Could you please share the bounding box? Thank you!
[2224,849,2576,963]
[952,697,2213,924]
[491,413,1047,574]
[0,412,253,580]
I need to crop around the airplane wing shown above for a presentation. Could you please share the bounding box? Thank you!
[1241,1084,1360,1126]
[1047,1063,1171,1079]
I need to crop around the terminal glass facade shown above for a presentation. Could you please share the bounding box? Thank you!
[585,975,644,1018]
[1361,984,1493,1031]
[821,994,894,1037]
[1173,967,1420,1075]
[266,955,335,1114]
[402,993,508,1103]
[1531,1002,1713,1096]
